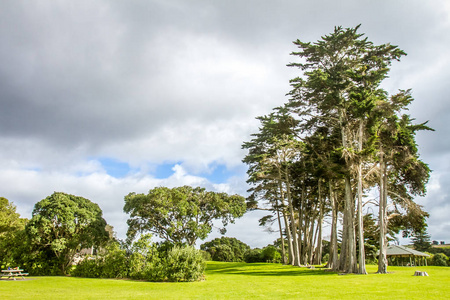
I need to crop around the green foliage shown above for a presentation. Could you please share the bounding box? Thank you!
[244,248,263,263]
[411,229,432,252]
[0,197,29,269]
[124,186,246,246]
[261,245,282,263]
[71,257,103,278]
[72,235,206,282]
[431,253,448,266]
[0,197,27,236]
[212,244,235,262]
[165,245,206,282]
[200,237,251,262]
[200,250,212,261]
[71,241,128,278]
[25,192,110,274]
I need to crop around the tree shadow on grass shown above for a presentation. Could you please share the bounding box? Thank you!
[206,262,338,277]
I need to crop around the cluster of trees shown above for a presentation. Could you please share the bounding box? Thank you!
[0,186,246,281]
[242,25,431,274]
[0,193,109,275]
[200,237,282,263]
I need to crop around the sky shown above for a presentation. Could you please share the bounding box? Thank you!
[1,0,450,248]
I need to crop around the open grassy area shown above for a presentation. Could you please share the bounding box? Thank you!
[1,262,449,299]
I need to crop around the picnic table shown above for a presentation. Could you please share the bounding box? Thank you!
[1,269,29,280]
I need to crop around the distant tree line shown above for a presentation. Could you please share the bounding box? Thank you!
[242,25,433,274]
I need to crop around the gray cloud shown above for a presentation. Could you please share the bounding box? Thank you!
[1,0,449,245]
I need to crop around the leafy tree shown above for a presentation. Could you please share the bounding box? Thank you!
[200,237,251,262]
[244,248,263,263]
[124,186,246,246]
[431,253,448,266]
[26,192,109,274]
[261,245,282,263]
[411,229,432,252]
[0,197,28,268]
[0,197,27,237]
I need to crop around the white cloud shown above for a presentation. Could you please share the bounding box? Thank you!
[1,0,450,247]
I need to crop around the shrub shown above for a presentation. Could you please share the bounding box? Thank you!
[71,257,102,278]
[261,245,281,263]
[71,242,128,278]
[199,250,211,261]
[212,244,235,262]
[244,248,263,263]
[200,237,250,262]
[72,238,206,282]
[322,253,329,264]
[100,243,128,278]
[432,253,448,266]
[165,246,206,282]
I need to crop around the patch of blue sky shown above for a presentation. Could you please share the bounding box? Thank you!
[200,163,245,184]
[98,157,132,178]
[153,162,180,179]
[151,162,243,183]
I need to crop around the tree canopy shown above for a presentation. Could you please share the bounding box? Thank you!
[26,192,109,274]
[242,25,432,274]
[0,197,27,237]
[124,186,246,246]
[0,197,28,268]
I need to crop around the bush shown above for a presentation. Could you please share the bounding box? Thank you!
[244,248,263,263]
[261,245,281,263]
[100,243,128,278]
[200,237,250,262]
[165,246,206,282]
[199,250,211,261]
[71,257,103,278]
[71,242,127,278]
[72,237,206,282]
[322,253,329,264]
[432,253,448,266]
[212,244,235,262]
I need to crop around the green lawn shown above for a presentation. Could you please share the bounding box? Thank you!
[1,262,449,299]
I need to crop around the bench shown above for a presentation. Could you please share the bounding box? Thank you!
[1,269,29,280]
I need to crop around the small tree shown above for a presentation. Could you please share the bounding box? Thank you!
[432,253,448,266]
[411,229,432,252]
[124,186,246,246]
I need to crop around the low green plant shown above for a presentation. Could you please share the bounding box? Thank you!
[71,236,205,282]
[244,248,262,263]
[165,245,206,282]
[432,253,448,266]
[261,245,281,263]
[212,244,235,262]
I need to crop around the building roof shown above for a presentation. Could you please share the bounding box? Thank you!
[385,245,430,257]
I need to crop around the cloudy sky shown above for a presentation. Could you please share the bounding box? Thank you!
[1,0,449,248]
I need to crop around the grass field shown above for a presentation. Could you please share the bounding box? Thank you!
[1,262,449,299]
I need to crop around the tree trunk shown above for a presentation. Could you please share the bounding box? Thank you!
[357,121,367,274]
[275,197,287,265]
[285,169,301,266]
[278,178,294,265]
[377,149,389,273]
[328,180,339,270]
[343,175,357,273]
[308,214,315,265]
[314,180,324,265]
